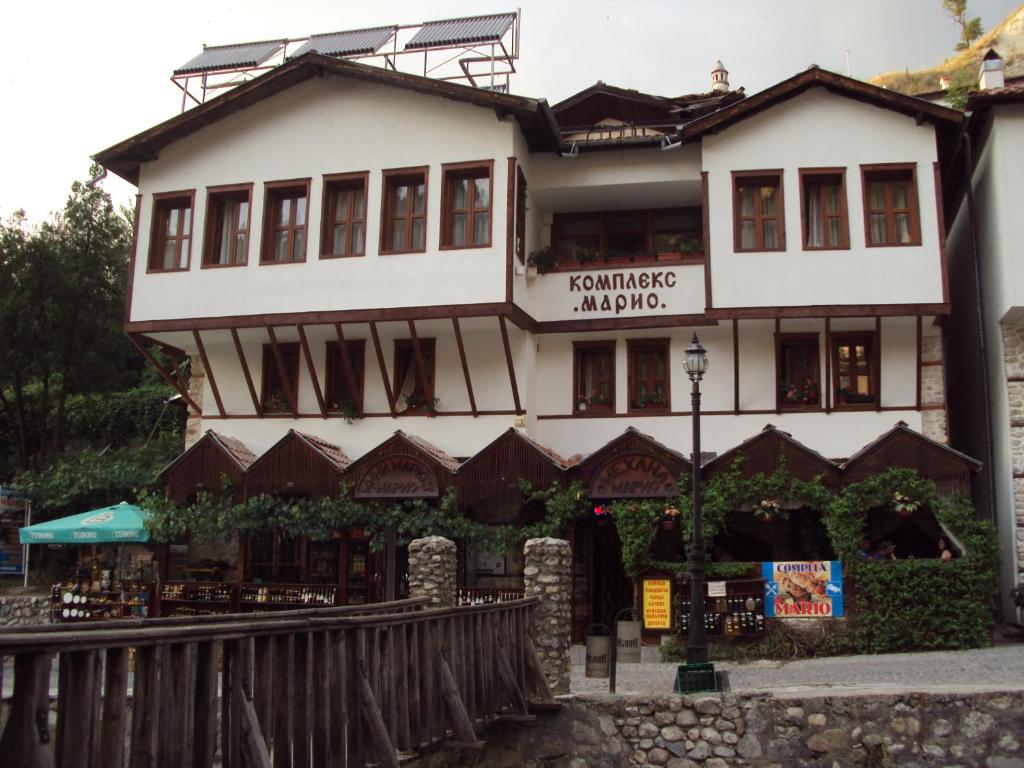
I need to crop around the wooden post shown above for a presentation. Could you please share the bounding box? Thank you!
[496,638,530,715]
[240,692,272,768]
[433,628,481,747]
[0,653,54,768]
[356,661,400,768]
[99,648,129,768]
[193,641,218,768]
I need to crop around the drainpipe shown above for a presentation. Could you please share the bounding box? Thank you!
[963,129,998,523]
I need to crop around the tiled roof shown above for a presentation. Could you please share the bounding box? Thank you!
[968,81,1024,107]
[294,430,350,470]
[512,430,575,469]
[398,431,461,472]
[209,431,257,469]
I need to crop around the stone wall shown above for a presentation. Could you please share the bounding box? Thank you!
[523,537,572,695]
[920,333,949,444]
[0,595,50,627]
[184,354,205,450]
[1003,324,1024,584]
[412,689,1024,768]
[407,536,457,607]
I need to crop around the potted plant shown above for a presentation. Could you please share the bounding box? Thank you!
[604,249,630,265]
[403,393,440,416]
[680,236,703,256]
[527,247,557,274]
[328,397,361,424]
[892,491,921,518]
[579,250,600,267]
[632,391,666,410]
[662,505,680,531]
[754,498,781,523]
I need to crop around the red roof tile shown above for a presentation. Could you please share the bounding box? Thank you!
[294,430,350,470]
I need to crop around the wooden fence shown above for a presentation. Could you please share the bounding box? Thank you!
[0,596,556,768]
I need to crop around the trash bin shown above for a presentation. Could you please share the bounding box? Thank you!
[584,623,611,678]
[616,614,642,664]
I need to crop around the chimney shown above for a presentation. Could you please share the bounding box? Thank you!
[979,49,1005,91]
[711,60,729,93]
[939,76,951,91]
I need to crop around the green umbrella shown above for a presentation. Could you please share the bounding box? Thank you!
[19,502,150,544]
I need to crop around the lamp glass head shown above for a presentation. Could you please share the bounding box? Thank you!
[684,334,709,380]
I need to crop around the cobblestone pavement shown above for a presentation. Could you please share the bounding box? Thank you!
[570,644,1024,695]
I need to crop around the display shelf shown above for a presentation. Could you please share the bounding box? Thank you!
[239,583,338,607]
[677,578,767,637]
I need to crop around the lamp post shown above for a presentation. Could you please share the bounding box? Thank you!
[684,333,709,664]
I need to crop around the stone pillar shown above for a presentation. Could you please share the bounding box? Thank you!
[920,333,949,444]
[1002,324,1024,582]
[407,536,457,607]
[523,537,571,695]
[184,354,205,449]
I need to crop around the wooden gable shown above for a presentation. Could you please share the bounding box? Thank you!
[159,430,255,502]
[703,425,841,489]
[456,428,568,507]
[571,427,691,499]
[245,429,349,499]
[344,431,458,500]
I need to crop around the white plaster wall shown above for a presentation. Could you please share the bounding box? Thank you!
[982,105,1024,321]
[132,77,516,322]
[702,89,945,308]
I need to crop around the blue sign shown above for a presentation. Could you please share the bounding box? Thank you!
[762,560,844,618]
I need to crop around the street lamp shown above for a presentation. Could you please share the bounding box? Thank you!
[683,334,709,664]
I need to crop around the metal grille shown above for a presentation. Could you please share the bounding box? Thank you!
[405,13,514,49]
[174,40,286,75]
[289,26,396,59]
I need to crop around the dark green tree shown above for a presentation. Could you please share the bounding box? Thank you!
[944,0,984,51]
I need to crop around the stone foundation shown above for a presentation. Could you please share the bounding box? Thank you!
[919,334,949,444]
[0,595,50,627]
[524,537,572,695]
[1004,324,1024,579]
[408,536,457,607]
[184,354,205,449]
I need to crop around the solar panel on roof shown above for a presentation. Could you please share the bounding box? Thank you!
[174,40,286,75]
[405,13,514,50]
[289,26,396,59]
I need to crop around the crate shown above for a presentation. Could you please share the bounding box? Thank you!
[674,662,719,693]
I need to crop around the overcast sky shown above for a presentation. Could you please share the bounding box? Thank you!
[2,0,1018,222]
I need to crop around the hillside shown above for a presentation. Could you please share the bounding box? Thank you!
[870,3,1024,95]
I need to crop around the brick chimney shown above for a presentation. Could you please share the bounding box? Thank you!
[979,49,1005,90]
[711,60,729,93]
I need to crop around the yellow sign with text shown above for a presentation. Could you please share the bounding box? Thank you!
[642,578,672,630]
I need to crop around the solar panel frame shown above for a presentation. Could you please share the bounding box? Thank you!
[404,13,515,50]
[174,40,287,75]
[288,26,396,59]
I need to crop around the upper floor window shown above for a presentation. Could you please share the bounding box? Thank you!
[832,332,877,408]
[551,207,702,267]
[861,165,920,246]
[325,340,366,415]
[381,167,427,254]
[394,338,436,413]
[148,191,194,272]
[733,171,785,252]
[777,333,820,410]
[203,184,250,267]
[261,342,300,413]
[800,169,849,250]
[261,180,310,264]
[441,161,492,248]
[573,341,615,414]
[321,173,367,258]
[515,166,527,263]
[628,339,670,413]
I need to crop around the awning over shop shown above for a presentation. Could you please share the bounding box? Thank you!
[19,502,150,544]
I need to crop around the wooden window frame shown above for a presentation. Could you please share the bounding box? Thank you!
[627,338,671,415]
[202,183,252,268]
[320,171,369,259]
[550,207,703,270]
[572,340,616,416]
[515,166,527,263]
[260,342,300,413]
[380,166,429,255]
[831,331,879,410]
[732,169,786,252]
[775,332,822,412]
[147,190,195,273]
[440,160,494,250]
[324,339,366,415]
[860,163,921,247]
[260,178,311,265]
[798,168,849,251]
[393,338,436,414]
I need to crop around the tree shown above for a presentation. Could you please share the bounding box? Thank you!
[0,165,135,471]
[944,0,983,51]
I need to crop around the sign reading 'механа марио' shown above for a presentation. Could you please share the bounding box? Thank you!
[762,560,844,618]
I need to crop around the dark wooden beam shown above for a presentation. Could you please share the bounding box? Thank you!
[732,318,739,414]
[774,318,781,416]
[370,321,397,417]
[230,328,262,416]
[407,320,434,404]
[128,334,201,413]
[702,171,712,310]
[452,317,477,416]
[266,326,299,419]
[498,315,523,414]
[916,315,923,410]
[297,324,327,418]
[334,323,361,411]
[875,316,882,413]
[825,317,832,413]
[192,330,225,417]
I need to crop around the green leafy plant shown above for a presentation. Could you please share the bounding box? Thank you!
[526,247,557,273]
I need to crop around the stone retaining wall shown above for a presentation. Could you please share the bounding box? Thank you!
[0,595,50,627]
[412,689,1024,767]
[408,536,457,607]
[523,537,572,695]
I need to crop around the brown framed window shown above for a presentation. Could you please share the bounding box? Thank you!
[515,166,527,263]
[381,167,427,254]
[800,169,849,250]
[441,161,492,248]
[573,341,615,414]
[628,339,670,413]
[260,342,300,413]
[393,338,436,413]
[321,173,367,258]
[652,208,702,255]
[551,207,703,266]
[777,333,821,410]
[148,191,194,272]
[203,184,251,267]
[733,171,785,252]
[247,531,300,582]
[553,214,600,262]
[261,180,310,263]
[832,332,877,408]
[324,340,366,414]
[861,164,920,246]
